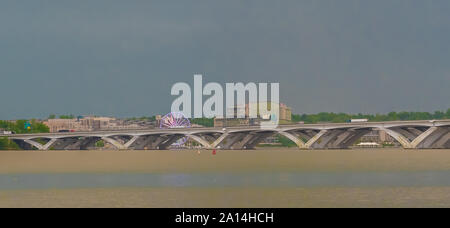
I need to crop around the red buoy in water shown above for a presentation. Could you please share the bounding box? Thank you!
[212,149,216,155]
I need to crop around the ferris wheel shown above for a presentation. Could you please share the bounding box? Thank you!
[159,112,191,146]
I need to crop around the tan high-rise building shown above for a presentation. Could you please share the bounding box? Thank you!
[238,102,292,120]
[215,102,292,127]
[279,103,292,121]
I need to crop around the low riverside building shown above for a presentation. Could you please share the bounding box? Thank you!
[44,116,156,133]
[359,129,398,145]
[44,119,80,133]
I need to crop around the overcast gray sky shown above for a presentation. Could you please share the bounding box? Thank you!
[0,0,449,119]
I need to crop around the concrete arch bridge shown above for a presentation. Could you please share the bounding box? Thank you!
[5,120,450,150]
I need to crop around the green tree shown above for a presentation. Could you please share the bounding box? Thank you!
[290,109,449,124]
[190,118,214,127]
[59,115,75,119]
[0,119,49,134]
[0,137,19,150]
[277,135,297,147]
[95,140,105,148]
[433,111,445,119]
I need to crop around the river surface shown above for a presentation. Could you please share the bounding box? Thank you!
[1,148,450,207]
[3,171,450,189]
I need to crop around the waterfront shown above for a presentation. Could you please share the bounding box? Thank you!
[1,148,450,207]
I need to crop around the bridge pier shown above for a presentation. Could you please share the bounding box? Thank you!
[187,134,213,149]
[278,131,308,149]
[79,137,100,150]
[434,131,450,148]
[382,126,450,149]
[158,134,185,149]
[209,131,276,150]
[417,127,449,148]
[130,135,154,149]
[312,129,346,149]
[278,129,328,149]
[102,136,127,150]
[53,137,81,150]
[230,133,257,149]
[244,131,276,149]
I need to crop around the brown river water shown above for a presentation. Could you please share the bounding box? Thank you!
[1,148,450,207]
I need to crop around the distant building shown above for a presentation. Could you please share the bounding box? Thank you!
[279,103,292,121]
[359,130,397,144]
[214,102,292,127]
[155,115,162,127]
[44,116,156,133]
[261,136,280,145]
[214,118,252,128]
[378,130,396,143]
[44,119,81,133]
[360,130,380,142]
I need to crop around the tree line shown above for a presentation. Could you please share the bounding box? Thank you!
[291,109,450,124]
[188,109,450,127]
[0,120,49,134]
